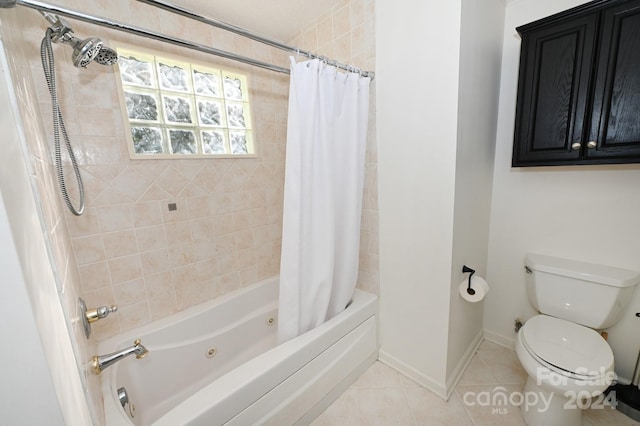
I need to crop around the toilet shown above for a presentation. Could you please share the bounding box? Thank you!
[516,253,640,426]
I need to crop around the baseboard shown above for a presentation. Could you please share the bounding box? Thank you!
[444,329,484,399]
[483,329,515,350]
[378,350,447,399]
[378,329,514,402]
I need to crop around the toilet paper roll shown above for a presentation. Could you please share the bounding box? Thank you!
[458,275,490,303]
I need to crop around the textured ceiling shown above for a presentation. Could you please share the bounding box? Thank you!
[170,0,341,41]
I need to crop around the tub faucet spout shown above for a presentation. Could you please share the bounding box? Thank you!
[92,339,148,375]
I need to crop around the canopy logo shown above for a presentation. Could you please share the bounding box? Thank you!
[461,386,618,415]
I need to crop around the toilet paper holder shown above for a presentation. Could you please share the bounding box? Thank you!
[462,265,476,295]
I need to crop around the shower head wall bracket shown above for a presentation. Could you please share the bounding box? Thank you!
[39,11,117,68]
[40,12,76,43]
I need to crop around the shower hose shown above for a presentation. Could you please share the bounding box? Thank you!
[40,28,85,216]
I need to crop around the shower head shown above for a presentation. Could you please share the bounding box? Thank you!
[65,36,119,68]
[66,35,103,68]
[95,46,119,66]
[41,12,118,68]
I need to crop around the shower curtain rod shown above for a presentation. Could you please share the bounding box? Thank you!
[3,0,289,74]
[2,0,374,78]
[136,0,375,79]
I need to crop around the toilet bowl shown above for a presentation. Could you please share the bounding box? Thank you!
[515,315,614,426]
[516,254,640,426]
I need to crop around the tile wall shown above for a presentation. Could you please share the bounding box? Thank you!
[18,0,291,341]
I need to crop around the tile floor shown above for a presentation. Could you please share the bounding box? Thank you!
[312,340,640,426]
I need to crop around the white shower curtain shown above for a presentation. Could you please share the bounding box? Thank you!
[278,58,371,343]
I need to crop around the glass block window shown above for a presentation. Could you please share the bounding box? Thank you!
[114,46,256,158]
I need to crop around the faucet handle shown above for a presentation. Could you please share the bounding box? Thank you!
[79,297,118,339]
[86,304,118,323]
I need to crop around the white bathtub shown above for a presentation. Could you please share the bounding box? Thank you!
[99,276,378,425]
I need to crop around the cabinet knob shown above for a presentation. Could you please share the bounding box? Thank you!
[587,141,597,149]
[571,142,582,151]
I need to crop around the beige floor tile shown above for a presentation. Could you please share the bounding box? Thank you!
[356,387,415,426]
[310,415,364,426]
[404,387,473,425]
[352,361,421,389]
[476,342,528,385]
[314,340,640,426]
[486,356,528,385]
[476,339,513,356]
[457,356,499,386]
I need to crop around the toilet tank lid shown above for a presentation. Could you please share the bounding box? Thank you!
[525,253,640,288]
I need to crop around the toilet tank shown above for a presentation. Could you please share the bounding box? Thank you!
[525,254,640,329]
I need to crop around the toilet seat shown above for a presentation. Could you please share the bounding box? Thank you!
[520,315,613,380]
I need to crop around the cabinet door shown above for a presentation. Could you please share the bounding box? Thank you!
[512,15,598,166]
[587,0,640,163]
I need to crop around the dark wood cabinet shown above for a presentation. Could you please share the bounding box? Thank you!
[513,0,640,166]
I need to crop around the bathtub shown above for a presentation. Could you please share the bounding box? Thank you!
[99,276,378,425]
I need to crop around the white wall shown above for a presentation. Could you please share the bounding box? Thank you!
[0,190,65,426]
[0,37,93,425]
[446,0,504,387]
[0,40,65,426]
[377,0,462,395]
[484,0,640,347]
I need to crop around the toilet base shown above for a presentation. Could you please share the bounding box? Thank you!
[521,377,582,426]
